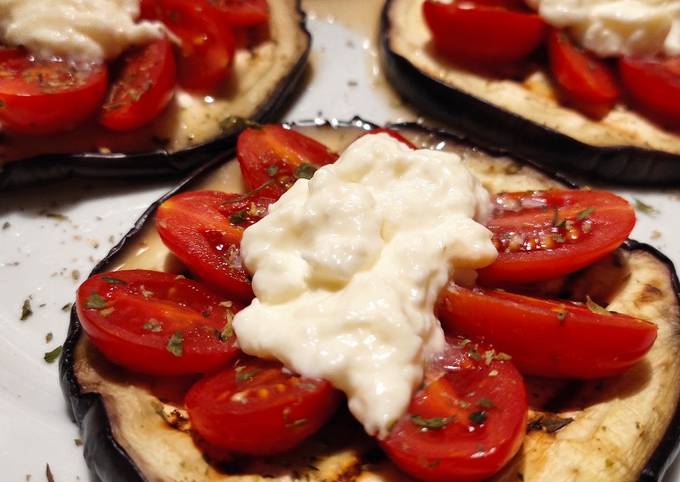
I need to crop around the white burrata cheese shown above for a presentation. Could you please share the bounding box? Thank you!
[233,133,497,437]
[0,0,163,62]
[527,0,680,58]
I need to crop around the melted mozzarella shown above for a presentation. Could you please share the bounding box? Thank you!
[233,133,497,437]
[0,0,163,62]
[528,0,680,58]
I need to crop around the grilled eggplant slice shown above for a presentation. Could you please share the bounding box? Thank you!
[0,0,310,191]
[60,120,680,482]
[381,0,680,185]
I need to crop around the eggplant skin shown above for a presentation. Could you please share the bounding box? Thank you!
[0,0,311,191]
[381,0,680,186]
[60,120,680,482]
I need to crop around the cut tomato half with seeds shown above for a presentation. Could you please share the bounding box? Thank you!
[76,270,243,375]
[478,190,635,284]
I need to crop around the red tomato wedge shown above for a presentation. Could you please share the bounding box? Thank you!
[0,50,107,135]
[186,356,342,455]
[478,190,635,284]
[548,31,620,119]
[237,124,339,198]
[619,56,680,124]
[360,128,417,149]
[208,0,269,27]
[437,286,657,379]
[156,190,274,300]
[99,37,176,131]
[76,270,243,375]
[422,0,547,65]
[141,0,235,92]
[381,337,527,482]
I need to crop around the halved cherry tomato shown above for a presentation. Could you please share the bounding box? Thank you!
[548,31,620,119]
[208,0,269,27]
[99,37,176,131]
[437,286,657,379]
[619,56,680,124]
[381,337,527,482]
[360,128,417,149]
[156,190,274,300]
[186,355,342,455]
[478,190,635,284]
[422,0,547,65]
[141,0,235,92]
[76,270,243,375]
[0,50,107,135]
[237,124,339,199]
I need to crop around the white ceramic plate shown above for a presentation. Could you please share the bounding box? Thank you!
[1,2,679,480]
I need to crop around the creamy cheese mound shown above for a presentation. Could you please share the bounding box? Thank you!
[0,0,163,63]
[233,133,497,437]
[527,0,680,58]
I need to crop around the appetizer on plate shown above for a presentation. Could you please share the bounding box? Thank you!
[61,120,680,482]
[382,0,680,184]
[0,0,309,190]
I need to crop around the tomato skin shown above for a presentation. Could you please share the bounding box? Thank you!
[99,37,176,131]
[437,286,657,379]
[422,0,547,65]
[381,338,527,482]
[208,0,269,27]
[478,190,635,285]
[548,31,620,119]
[0,51,108,135]
[141,0,235,92]
[237,125,339,199]
[186,356,342,455]
[361,128,417,149]
[76,270,243,375]
[156,190,274,300]
[619,56,680,124]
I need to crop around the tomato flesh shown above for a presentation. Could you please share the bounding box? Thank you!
[548,31,620,118]
[437,286,657,378]
[478,190,635,284]
[99,37,176,131]
[422,0,547,65]
[186,355,342,455]
[0,51,108,134]
[237,124,339,199]
[208,0,269,27]
[141,0,235,92]
[156,190,274,300]
[619,56,680,124]
[76,270,243,375]
[382,337,527,482]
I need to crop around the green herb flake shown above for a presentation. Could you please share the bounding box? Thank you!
[46,463,55,482]
[61,302,72,312]
[483,349,495,365]
[468,411,488,425]
[468,348,482,361]
[495,352,512,361]
[236,368,261,383]
[287,418,309,429]
[2,221,9,230]
[20,298,33,321]
[166,332,184,357]
[552,306,568,323]
[219,316,234,341]
[229,210,248,225]
[74,438,83,447]
[143,319,162,333]
[477,398,495,409]
[633,198,659,216]
[85,293,107,309]
[45,332,53,343]
[411,415,454,431]
[102,276,127,285]
[43,345,62,364]
[218,116,260,134]
[586,296,611,316]
[99,307,115,317]
[552,208,566,228]
[527,415,574,433]
[488,369,499,377]
[576,207,595,220]
[266,165,279,177]
[294,162,318,180]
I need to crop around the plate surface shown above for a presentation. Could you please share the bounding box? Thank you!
[1,1,680,480]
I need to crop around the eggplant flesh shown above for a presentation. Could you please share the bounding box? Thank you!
[61,120,680,482]
[0,0,310,190]
[382,0,680,185]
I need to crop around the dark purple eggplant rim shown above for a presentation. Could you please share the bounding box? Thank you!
[380,0,680,186]
[0,0,311,192]
[59,118,680,482]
